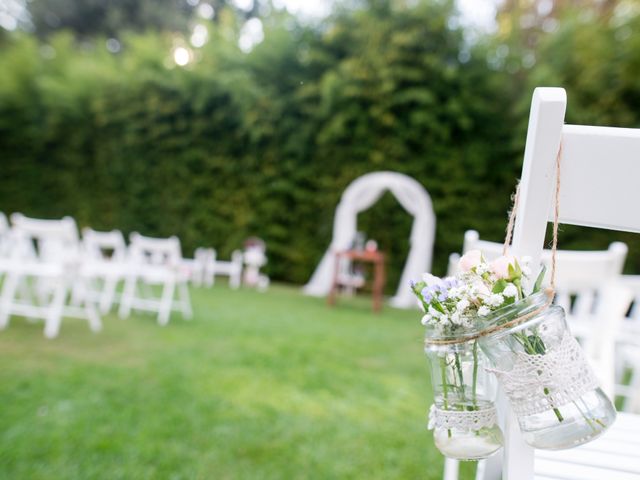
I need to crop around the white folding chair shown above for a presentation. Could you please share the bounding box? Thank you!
[212,250,243,289]
[483,87,640,480]
[0,212,9,259]
[200,248,217,287]
[0,214,101,338]
[81,228,128,314]
[181,247,216,287]
[118,233,192,325]
[615,275,640,413]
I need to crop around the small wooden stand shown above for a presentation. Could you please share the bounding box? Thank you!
[327,250,386,312]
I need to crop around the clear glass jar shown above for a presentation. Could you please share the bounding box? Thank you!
[425,328,503,460]
[479,291,616,450]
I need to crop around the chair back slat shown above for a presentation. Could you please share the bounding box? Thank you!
[9,214,79,263]
[82,228,127,262]
[555,125,640,233]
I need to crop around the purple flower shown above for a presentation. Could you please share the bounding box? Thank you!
[421,287,433,303]
[438,292,448,302]
[444,277,459,289]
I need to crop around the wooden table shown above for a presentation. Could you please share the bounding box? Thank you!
[327,249,386,313]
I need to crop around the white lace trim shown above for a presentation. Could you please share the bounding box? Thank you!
[488,332,599,417]
[428,404,498,432]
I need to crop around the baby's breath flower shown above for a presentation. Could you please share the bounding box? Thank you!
[476,263,490,275]
[486,293,504,308]
[478,306,490,316]
[456,298,470,312]
[503,284,518,298]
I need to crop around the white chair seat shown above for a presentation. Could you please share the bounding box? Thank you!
[0,260,66,277]
[534,412,640,480]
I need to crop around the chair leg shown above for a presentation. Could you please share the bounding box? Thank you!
[44,281,67,339]
[84,299,102,333]
[0,273,19,329]
[100,277,118,314]
[119,275,136,319]
[230,270,241,290]
[16,276,39,322]
[157,280,175,326]
[179,282,193,320]
[443,458,460,480]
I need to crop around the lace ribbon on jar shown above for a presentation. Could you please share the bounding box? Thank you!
[428,404,499,432]
[487,331,599,417]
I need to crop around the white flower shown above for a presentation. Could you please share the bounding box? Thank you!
[476,262,490,275]
[428,306,441,318]
[421,314,432,326]
[472,281,491,296]
[478,306,490,316]
[486,293,504,307]
[503,284,518,298]
[456,298,470,312]
[448,287,462,300]
[522,266,532,277]
[450,312,462,325]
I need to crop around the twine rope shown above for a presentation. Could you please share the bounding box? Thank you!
[425,142,563,346]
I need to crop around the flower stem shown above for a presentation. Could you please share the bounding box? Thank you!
[454,352,466,401]
[440,356,452,438]
[472,340,478,409]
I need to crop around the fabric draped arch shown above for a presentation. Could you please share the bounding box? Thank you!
[303,171,435,309]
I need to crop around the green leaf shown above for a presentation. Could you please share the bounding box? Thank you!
[492,279,507,293]
[533,266,546,293]
[528,335,547,355]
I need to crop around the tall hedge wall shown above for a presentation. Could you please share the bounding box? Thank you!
[0,3,638,290]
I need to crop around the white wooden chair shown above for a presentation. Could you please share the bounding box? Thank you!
[0,212,9,259]
[118,233,192,325]
[181,247,217,287]
[478,87,640,480]
[211,250,243,289]
[80,228,128,314]
[615,275,640,412]
[0,214,101,338]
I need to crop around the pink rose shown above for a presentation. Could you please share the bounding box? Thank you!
[458,249,482,272]
[490,255,516,279]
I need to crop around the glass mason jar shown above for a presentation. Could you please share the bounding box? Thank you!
[424,327,503,460]
[479,291,616,450]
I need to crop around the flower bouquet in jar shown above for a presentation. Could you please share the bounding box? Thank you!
[412,249,616,455]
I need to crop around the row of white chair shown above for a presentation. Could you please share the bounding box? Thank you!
[0,213,245,338]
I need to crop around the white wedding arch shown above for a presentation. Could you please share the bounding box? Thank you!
[303,171,435,309]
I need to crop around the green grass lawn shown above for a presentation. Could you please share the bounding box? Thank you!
[0,284,477,479]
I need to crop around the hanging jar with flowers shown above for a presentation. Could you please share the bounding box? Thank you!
[412,247,616,454]
[458,250,617,450]
[411,270,504,460]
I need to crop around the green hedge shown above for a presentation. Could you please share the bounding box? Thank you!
[0,3,638,290]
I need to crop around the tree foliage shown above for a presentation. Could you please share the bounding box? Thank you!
[0,0,638,289]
